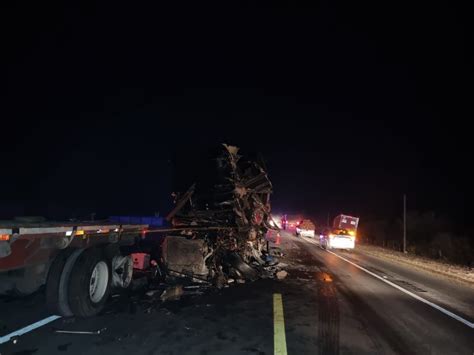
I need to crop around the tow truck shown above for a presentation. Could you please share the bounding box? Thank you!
[319,214,359,250]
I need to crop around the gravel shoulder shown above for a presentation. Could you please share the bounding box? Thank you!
[357,244,474,286]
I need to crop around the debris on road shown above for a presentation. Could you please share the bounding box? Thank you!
[130,277,148,291]
[162,144,279,288]
[160,285,184,302]
[54,328,107,335]
[276,270,288,280]
[145,289,161,298]
[269,247,284,257]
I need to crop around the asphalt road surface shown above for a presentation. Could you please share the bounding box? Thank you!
[1,231,473,355]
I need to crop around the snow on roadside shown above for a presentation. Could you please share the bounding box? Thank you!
[357,244,474,286]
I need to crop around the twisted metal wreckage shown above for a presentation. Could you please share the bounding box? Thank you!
[160,144,280,287]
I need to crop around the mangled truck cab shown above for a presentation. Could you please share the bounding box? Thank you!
[163,144,278,286]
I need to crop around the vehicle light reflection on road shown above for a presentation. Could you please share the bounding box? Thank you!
[323,273,333,282]
[317,272,333,283]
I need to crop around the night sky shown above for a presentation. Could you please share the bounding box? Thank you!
[1,1,472,226]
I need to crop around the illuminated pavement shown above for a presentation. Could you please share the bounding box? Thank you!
[1,231,473,354]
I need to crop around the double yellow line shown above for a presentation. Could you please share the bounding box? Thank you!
[273,293,288,355]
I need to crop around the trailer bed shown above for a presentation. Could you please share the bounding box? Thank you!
[0,220,148,273]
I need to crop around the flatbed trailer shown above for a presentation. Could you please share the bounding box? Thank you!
[0,220,149,317]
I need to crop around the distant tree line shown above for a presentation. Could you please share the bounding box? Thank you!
[359,211,474,267]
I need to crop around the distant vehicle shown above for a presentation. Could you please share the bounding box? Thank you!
[333,214,359,237]
[281,215,288,230]
[295,219,316,237]
[288,218,302,229]
[320,228,356,250]
[280,214,303,230]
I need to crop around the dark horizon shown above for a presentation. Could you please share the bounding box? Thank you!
[1,1,472,230]
[0,118,470,228]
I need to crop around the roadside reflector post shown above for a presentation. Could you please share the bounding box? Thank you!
[403,194,407,253]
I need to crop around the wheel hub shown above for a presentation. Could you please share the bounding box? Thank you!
[89,261,109,303]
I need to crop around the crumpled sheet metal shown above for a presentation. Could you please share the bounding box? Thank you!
[161,144,278,285]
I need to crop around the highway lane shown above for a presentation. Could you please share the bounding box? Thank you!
[0,231,473,354]
[301,234,474,322]
[334,245,473,321]
[297,232,474,354]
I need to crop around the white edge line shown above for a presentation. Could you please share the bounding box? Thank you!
[325,249,474,329]
[0,315,62,344]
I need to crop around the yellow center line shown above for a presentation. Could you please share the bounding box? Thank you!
[273,293,288,355]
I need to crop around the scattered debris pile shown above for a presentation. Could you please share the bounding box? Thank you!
[104,145,285,316]
[163,144,280,288]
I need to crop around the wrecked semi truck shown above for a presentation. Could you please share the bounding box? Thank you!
[0,145,277,317]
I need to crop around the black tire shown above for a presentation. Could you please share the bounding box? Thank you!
[45,248,84,316]
[67,247,111,318]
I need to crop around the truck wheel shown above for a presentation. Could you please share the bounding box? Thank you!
[67,247,111,317]
[46,248,84,316]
